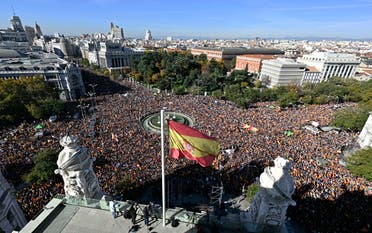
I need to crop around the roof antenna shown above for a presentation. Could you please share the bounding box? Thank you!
[11,6,16,16]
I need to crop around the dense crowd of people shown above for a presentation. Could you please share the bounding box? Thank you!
[0,78,371,232]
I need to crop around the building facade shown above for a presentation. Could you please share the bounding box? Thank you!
[260,58,306,88]
[235,54,276,73]
[0,171,27,233]
[301,66,322,84]
[82,41,143,69]
[108,22,124,42]
[190,47,248,62]
[0,50,85,100]
[0,16,28,43]
[297,52,360,82]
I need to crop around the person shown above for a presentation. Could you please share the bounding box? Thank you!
[109,200,117,219]
[148,202,157,221]
[143,205,149,226]
[129,203,137,224]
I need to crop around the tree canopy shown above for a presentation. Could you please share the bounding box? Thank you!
[24,149,58,184]
[0,77,64,126]
[346,148,372,181]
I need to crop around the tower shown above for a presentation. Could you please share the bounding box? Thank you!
[145,29,152,41]
[10,16,25,32]
[34,22,43,39]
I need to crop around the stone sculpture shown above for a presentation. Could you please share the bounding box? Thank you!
[357,112,372,149]
[54,134,102,199]
[246,157,296,232]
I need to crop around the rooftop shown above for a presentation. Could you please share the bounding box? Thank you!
[16,195,214,233]
[0,48,21,58]
[193,47,284,55]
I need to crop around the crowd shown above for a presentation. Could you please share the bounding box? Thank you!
[0,78,370,232]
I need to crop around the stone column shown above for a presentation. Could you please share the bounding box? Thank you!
[350,66,356,77]
[348,65,354,77]
[334,65,341,77]
[341,65,347,77]
[330,65,337,78]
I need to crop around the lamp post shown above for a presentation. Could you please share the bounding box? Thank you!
[88,83,97,107]
[170,77,174,94]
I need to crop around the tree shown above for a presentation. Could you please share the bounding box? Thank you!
[26,99,64,119]
[24,150,58,184]
[332,107,369,131]
[277,92,299,107]
[346,148,372,181]
[0,77,64,126]
[246,182,259,202]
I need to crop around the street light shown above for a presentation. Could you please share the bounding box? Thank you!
[88,83,97,107]
[170,76,175,94]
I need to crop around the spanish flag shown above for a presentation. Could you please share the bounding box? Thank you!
[168,120,220,167]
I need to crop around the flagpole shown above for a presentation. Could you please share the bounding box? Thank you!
[160,109,166,227]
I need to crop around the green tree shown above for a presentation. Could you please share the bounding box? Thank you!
[24,150,58,184]
[332,107,369,131]
[246,182,259,202]
[346,148,372,181]
[0,77,63,126]
[26,99,64,119]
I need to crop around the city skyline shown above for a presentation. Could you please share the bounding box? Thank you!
[1,0,372,40]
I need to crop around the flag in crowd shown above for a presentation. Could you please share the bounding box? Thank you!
[243,123,258,132]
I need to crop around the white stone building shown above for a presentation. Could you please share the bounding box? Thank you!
[0,16,28,43]
[297,52,360,82]
[0,50,85,100]
[259,58,306,88]
[81,41,143,69]
[0,171,27,233]
[107,22,124,42]
[301,66,323,85]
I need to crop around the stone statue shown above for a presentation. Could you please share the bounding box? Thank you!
[55,134,102,199]
[357,112,372,149]
[245,157,296,232]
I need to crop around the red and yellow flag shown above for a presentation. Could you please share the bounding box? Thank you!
[168,120,220,167]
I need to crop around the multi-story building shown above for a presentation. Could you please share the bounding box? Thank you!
[107,22,124,42]
[191,47,284,67]
[297,52,360,82]
[235,54,277,73]
[81,41,142,70]
[260,58,306,88]
[301,66,322,85]
[0,16,28,43]
[0,170,27,233]
[46,36,81,59]
[0,49,85,100]
[23,26,35,43]
[190,47,249,64]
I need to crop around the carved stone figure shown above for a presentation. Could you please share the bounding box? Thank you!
[357,112,372,149]
[246,157,296,232]
[55,134,102,199]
